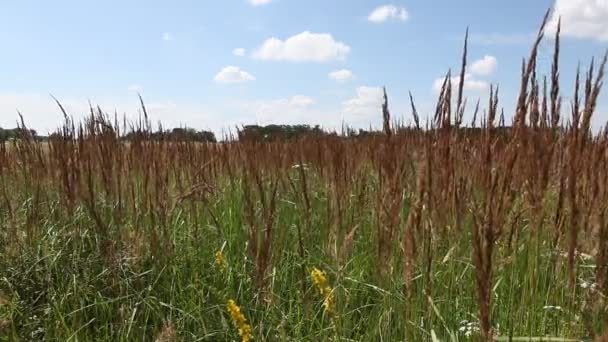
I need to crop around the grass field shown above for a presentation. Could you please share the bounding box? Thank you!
[1,15,608,342]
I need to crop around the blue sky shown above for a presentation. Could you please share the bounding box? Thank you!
[1,0,607,134]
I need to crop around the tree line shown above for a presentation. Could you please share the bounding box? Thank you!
[2,124,518,143]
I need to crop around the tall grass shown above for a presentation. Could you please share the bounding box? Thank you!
[1,13,608,341]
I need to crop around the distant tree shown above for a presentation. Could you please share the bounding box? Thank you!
[122,127,216,143]
[169,127,216,142]
[238,124,324,142]
[0,127,38,141]
[197,130,217,143]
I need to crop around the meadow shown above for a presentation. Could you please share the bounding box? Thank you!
[1,15,608,341]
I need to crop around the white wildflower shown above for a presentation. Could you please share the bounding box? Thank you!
[579,281,597,290]
[543,305,563,311]
[458,320,480,337]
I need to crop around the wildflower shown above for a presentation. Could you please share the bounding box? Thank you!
[310,267,334,313]
[579,281,598,290]
[458,320,480,337]
[226,299,253,342]
[543,305,563,311]
[215,249,227,268]
[291,163,309,170]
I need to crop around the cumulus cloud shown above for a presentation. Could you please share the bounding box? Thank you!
[548,0,608,41]
[431,55,495,93]
[249,0,273,6]
[251,95,319,124]
[233,48,246,57]
[249,89,389,130]
[432,73,489,92]
[214,66,255,84]
[368,5,409,23]
[329,69,355,82]
[289,95,316,107]
[342,86,384,116]
[252,31,351,62]
[0,92,220,134]
[470,55,497,76]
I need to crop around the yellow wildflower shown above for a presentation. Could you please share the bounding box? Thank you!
[226,299,253,342]
[310,267,334,313]
[215,249,226,268]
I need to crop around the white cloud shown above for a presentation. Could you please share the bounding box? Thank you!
[548,0,608,41]
[249,89,389,130]
[249,0,273,6]
[128,84,142,92]
[214,66,255,84]
[252,31,351,62]
[342,86,384,116]
[432,56,495,93]
[432,73,489,92]
[470,55,497,76]
[251,95,319,124]
[162,32,172,41]
[329,69,355,82]
[368,5,409,23]
[233,48,246,57]
[0,92,221,135]
[289,95,316,107]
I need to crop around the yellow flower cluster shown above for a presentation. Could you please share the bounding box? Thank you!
[226,299,253,342]
[310,267,334,313]
[215,250,226,268]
